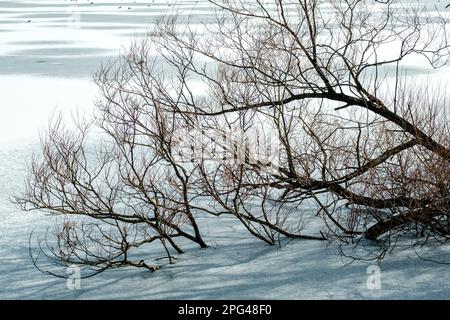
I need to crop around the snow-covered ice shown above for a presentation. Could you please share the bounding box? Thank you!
[0,0,450,299]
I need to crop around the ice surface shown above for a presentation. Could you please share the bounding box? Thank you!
[1,0,450,299]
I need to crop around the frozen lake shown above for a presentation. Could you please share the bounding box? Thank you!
[0,0,214,147]
[1,0,450,299]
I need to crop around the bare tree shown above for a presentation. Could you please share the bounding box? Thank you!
[14,0,450,275]
[15,99,208,276]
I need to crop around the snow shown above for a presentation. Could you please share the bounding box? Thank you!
[1,0,450,299]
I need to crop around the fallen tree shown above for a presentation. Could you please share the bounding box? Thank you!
[14,0,450,274]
